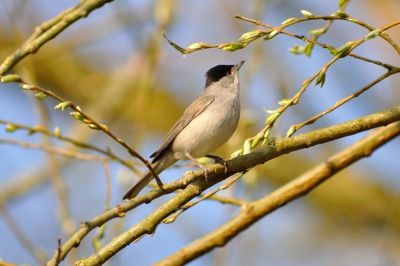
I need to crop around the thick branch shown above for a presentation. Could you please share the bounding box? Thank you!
[155,121,400,266]
[73,106,400,266]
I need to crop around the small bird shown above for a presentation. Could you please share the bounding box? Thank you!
[123,61,244,200]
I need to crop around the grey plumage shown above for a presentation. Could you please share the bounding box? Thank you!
[123,61,244,200]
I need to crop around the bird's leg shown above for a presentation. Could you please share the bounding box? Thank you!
[184,152,210,180]
[205,155,228,174]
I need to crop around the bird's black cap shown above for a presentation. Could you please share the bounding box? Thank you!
[205,61,244,88]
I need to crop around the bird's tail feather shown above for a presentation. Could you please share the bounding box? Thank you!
[122,156,176,200]
[122,169,155,200]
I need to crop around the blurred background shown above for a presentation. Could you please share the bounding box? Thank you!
[0,0,400,265]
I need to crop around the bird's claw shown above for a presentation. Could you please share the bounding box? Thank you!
[206,155,228,174]
[199,164,210,180]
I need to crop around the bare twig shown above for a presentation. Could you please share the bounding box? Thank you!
[0,119,141,174]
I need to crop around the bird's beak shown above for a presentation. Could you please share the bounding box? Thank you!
[236,60,245,70]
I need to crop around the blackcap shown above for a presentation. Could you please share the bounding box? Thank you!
[123,61,244,199]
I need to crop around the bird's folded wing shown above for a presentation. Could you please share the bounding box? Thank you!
[150,95,215,160]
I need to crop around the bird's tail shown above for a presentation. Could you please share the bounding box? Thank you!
[122,161,171,200]
[122,169,155,200]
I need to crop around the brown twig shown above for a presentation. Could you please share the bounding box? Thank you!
[0,119,141,174]
[291,67,400,132]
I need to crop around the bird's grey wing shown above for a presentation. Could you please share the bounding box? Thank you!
[150,95,215,160]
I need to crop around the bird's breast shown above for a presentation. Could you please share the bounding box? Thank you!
[172,95,240,160]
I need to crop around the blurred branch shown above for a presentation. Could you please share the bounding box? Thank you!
[0,119,141,175]
[0,76,163,188]
[0,138,109,162]
[69,106,400,266]
[0,0,115,75]
[92,162,111,252]
[155,121,400,266]
[0,203,49,264]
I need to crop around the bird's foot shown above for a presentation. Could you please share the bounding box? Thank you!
[185,152,211,181]
[198,164,210,180]
[206,155,228,174]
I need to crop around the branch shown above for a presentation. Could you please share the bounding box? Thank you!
[0,76,162,187]
[0,0,114,74]
[71,105,400,266]
[0,119,141,175]
[155,121,400,266]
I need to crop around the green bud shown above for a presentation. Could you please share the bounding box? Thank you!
[28,125,43,135]
[223,45,236,52]
[264,29,279,40]
[242,139,251,155]
[1,74,21,83]
[264,108,276,114]
[303,43,314,57]
[365,29,380,41]
[70,111,84,121]
[301,10,314,18]
[232,42,245,49]
[100,124,109,131]
[286,125,296,137]
[250,137,261,149]
[54,101,71,110]
[278,99,293,106]
[308,28,325,36]
[187,42,204,50]
[223,45,235,52]
[314,71,326,88]
[20,84,35,90]
[163,217,175,224]
[35,92,48,100]
[88,124,100,130]
[336,10,348,18]
[5,124,18,132]
[262,127,271,146]
[54,126,61,137]
[239,30,263,41]
[281,17,296,25]
[336,41,353,57]
[117,138,124,143]
[266,112,280,125]
[223,42,244,52]
[288,45,304,55]
[327,45,338,56]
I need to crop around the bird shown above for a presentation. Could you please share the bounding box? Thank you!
[123,60,244,200]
